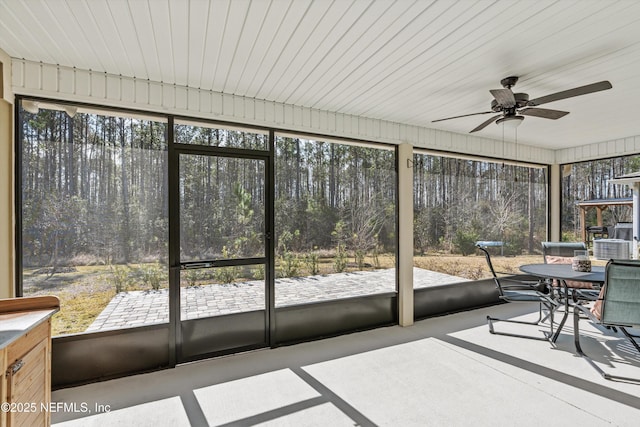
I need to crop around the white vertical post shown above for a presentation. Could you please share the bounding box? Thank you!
[633,183,639,259]
[1,47,14,103]
[0,50,14,298]
[549,164,562,242]
[398,143,413,326]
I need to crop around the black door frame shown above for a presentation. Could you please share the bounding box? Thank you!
[168,119,275,364]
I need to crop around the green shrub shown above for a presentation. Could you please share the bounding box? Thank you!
[278,251,301,278]
[214,246,241,283]
[355,249,366,269]
[214,266,241,284]
[453,229,480,256]
[304,250,320,276]
[252,265,265,280]
[140,262,164,290]
[184,269,201,287]
[333,243,347,273]
[372,237,381,268]
[109,264,131,293]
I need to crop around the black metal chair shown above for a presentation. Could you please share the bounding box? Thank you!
[573,259,640,383]
[541,241,588,261]
[541,241,599,302]
[478,245,559,341]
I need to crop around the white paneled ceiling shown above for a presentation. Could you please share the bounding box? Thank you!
[2,0,640,150]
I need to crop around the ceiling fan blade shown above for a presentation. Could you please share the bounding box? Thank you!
[527,80,612,106]
[520,107,569,120]
[490,89,516,108]
[432,111,494,123]
[470,114,502,133]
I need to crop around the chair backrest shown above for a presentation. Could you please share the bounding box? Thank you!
[541,241,587,262]
[476,245,504,297]
[601,259,640,327]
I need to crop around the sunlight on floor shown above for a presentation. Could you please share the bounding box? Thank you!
[193,369,320,425]
[51,305,640,427]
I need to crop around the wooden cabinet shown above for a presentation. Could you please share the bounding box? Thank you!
[0,296,59,427]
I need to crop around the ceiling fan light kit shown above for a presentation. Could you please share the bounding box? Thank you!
[496,115,524,128]
[433,76,612,133]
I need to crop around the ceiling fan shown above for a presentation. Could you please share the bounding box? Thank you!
[432,76,612,133]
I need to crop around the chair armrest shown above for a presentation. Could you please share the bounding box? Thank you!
[574,301,600,323]
[500,277,547,292]
[574,289,600,301]
[502,289,559,306]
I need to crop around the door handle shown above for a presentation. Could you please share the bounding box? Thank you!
[181,262,213,270]
[8,359,24,376]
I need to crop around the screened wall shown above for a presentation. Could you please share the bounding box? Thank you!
[18,102,169,336]
[561,156,639,240]
[16,96,546,386]
[413,152,549,286]
[274,136,397,307]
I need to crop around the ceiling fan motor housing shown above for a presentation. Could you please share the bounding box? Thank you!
[513,93,529,108]
[491,92,529,112]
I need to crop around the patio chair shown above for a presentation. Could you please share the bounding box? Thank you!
[541,241,599,301]
[542,241,588,261]
[573,259,640,383]
[478,245,559,341]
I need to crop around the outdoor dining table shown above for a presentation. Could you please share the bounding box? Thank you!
[519,263,605,342]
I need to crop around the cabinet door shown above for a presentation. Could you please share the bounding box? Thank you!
[6,338,48,427]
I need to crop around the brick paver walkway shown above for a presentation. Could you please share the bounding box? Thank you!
[86,267,469,332]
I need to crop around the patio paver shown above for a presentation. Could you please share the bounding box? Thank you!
[86,267,469,332]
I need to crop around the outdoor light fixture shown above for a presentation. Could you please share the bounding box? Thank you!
[64,106,78,118]
[22,100,39,114]
[496,115,524,128]
[22,100,78,118]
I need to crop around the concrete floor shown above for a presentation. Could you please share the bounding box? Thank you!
[51,303,640,426]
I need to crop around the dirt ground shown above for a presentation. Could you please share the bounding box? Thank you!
[413,253,543,280]
[22,253,550,335]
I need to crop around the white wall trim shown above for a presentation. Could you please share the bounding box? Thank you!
[555,135,640,165]
[11,59,554,164]
[0,48,12,103]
